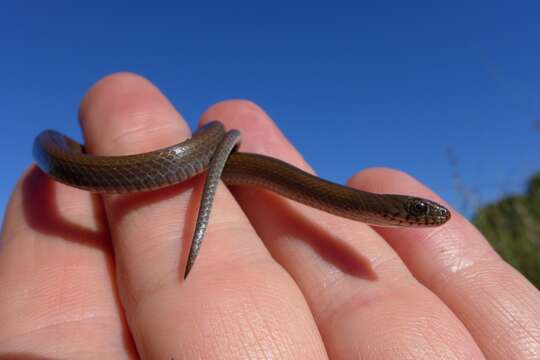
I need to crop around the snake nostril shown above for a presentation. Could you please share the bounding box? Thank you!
[439,207,450,220]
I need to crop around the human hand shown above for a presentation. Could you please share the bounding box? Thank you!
[1,73,538,359]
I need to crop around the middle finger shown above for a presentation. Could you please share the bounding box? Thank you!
[201,100,484,359]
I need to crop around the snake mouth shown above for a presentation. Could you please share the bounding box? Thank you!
[388,215,450,227]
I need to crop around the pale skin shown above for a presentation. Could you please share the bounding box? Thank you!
[0,73,539,359]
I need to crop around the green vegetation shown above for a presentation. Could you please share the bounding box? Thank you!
[472,173,540,288]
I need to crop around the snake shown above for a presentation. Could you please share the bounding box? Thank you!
[33,121,451,277]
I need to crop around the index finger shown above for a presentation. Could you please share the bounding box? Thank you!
[79,73,327,359]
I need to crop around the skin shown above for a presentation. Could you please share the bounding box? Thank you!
[0,73,539,359]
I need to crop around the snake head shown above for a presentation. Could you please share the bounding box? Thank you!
[370,194,451,227]
[402,196,451,226]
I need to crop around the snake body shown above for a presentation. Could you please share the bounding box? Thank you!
[33,121,451,276]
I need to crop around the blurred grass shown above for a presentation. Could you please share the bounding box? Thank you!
[472,173,540,288]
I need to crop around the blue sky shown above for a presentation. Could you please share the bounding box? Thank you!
[1,2,539,221]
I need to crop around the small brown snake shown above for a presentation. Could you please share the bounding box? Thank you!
[33,121,451,277]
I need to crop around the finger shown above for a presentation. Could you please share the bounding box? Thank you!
[350,168,540,359]
[200,100,484,359]
[80,74,326,359]
[0,171,130,355]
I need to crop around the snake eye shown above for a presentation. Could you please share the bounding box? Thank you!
[408,199,428,217]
